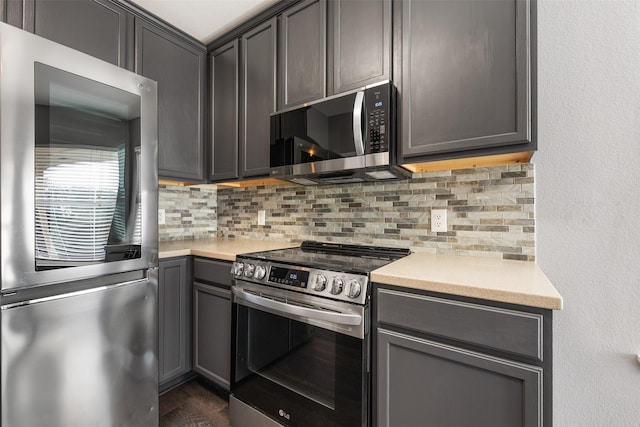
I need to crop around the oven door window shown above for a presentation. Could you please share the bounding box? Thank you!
[234,304,367,427]
[34,63,142,270]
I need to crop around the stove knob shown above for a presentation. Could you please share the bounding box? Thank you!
[312,274,327,292]
[232,262,244,276]
[329,277,343,295]
[244,263,255,277]
[254,265,266,280]
[345,279,362,298]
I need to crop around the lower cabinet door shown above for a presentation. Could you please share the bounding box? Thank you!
[159,258,191,385]
[193,282,231,390]
[377,329,542,427]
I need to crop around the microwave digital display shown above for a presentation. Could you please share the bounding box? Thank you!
[375,101,383,108]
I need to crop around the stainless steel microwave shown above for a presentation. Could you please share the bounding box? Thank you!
[269,81,410,185]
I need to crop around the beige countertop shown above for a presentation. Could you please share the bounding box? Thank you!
[160,238,563,310]
[159,238,296,261]
[371,252,563,310]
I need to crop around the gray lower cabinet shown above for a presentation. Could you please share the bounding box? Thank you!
[135,19,206,182]
[22,0,133,69]
[397,0,534,161]
[328,0,391,95]
[279,0,327,109]
[378,330,542,427]
[193,258,232,390]
[158,257,192,389]
[375,286,551,427]
[209,40,239,182]
[240,18,277,178]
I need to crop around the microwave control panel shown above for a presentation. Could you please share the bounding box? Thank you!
[365,83,391,154]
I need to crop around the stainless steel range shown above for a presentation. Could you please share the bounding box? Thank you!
[230,241,410,427]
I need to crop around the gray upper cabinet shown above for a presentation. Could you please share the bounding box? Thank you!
[279,0,327,109]
[328,0,391,95]
[240,18,277,178]
[3,0,24,28]
[159,257,192,388]
[209,40,239,181]
[23,0,133,69]
[136,19,206,182]
[398,0,532,160]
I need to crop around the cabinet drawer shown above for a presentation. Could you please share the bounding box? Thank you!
[377,288,543,361]
[193,258,232,287]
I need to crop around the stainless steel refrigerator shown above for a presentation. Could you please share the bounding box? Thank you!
[0,22,159,426]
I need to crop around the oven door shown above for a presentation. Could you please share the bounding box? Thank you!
[231,281,369,427]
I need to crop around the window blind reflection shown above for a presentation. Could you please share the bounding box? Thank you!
[35,147,120,262]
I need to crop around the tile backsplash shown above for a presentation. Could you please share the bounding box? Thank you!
[160,163,535,260]
[159,184,217,241]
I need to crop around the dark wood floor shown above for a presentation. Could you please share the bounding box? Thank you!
[160,380,231,427]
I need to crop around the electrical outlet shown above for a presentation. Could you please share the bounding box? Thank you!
[258,210,266,226]
[158,209,166,225]
[431,209,447,232]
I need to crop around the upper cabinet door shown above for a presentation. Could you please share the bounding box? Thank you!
[136,20,206,182]
[209,40,239,182]
[329,0,391,95]
[23,0,133,69]
[241,18,277,178]
[399,0,532,159]
[279,0,327,109]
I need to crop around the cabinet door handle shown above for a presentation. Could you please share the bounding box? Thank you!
[353,91,365,156]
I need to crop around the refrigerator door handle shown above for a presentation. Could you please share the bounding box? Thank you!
[1,277,149,310]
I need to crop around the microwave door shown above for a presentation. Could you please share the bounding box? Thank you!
[352,91,366,156]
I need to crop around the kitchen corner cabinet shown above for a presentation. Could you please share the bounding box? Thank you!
[159,257,193,389]
[136,19,206,182]
[193,258,232,390]
[374,286,552,427]
[279,0,327,109]
[22,0,133,69]
[327,0,391,95]
[240,18,277,178]
[209,40,240,182]
[397,0,535,162]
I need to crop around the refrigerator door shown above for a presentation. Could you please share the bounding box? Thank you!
[1,276,158,427]
[0,22,158,291]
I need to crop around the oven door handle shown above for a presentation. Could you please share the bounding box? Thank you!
[232,287,362,326]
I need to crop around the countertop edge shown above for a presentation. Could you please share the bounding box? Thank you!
[371,272,563,310]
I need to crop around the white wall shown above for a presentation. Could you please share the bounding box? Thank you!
[536,0,640,424]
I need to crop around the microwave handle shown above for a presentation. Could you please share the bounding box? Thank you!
[353,91,365,156]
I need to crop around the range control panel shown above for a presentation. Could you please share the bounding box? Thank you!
[231,258,369,306]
